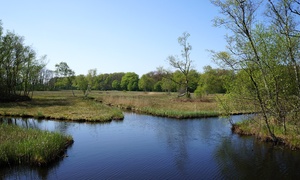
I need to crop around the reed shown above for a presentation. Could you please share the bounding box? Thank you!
[0,123,73,166]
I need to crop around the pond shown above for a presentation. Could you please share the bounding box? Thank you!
[1,113,300,179]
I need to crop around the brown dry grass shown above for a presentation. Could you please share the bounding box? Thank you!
[90,91,220,118]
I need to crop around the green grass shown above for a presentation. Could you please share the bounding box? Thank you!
[0,91,124,122]
[233,116,300,149]
[0,123,73,167]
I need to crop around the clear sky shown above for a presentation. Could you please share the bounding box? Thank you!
[0,0,228,76]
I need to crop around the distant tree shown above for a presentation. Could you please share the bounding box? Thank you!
[121,72,139,91]
[138,74,155,91]
[154,81,162,92]
[166,32,194,98]
[55,62,75,95]
[86,69,97,90]
[197,66,234,94]
[112,80,121,90]
[74,74,89,97]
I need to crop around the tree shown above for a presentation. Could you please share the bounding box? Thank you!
[138,74,155,91]
[197,66,233,94]
[167,32,194,98]
[112,80,121,90]
[74,74,89,96]
[86,69,97,90]
[120,72,139,91]
[55,62,75,96]
[0,21,45,101]
[211,0,300,141]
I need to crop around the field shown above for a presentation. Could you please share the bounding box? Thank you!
[90,91,220,118]
[0,91,124,122]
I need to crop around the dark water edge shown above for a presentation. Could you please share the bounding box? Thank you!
[1,114,300,179]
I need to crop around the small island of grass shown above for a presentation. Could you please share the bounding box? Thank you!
[0,123,73,167]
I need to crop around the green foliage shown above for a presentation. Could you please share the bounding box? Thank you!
[0,21,45,100]
[198,66,234,94]
[112,80,121,90]
[138,74,155,91]
[121,72,139,91]
[211,0,300,141]
[54,62,75,93]
[74,75,89,95]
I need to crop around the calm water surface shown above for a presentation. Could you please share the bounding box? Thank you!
[1,113,300,179]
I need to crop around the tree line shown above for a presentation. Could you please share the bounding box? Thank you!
[52,62,233,97]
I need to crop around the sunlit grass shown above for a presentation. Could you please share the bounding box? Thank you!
[0,91,124,122]
[91,91,220,118]
[0,123,73,167]
[233,116,300,149]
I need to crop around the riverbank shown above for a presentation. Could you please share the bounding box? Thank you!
[0,123,73,166]
[232,116,300,150]
[0,91,124,122]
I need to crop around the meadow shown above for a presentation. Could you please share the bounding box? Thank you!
[0,91,124,122]
[90,91,221,118]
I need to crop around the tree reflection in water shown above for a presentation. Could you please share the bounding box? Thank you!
[214,135,300,179]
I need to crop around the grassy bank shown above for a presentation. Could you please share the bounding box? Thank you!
[0,123,73,166]
[91,91,221,118]
[232,116,300,150]
[0,91,124,122]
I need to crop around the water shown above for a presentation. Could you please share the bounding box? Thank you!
[1,113,300,179]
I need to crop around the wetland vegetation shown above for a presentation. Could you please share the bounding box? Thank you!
[0,122,73,167]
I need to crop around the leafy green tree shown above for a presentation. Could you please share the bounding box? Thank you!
[55,62,75,95]
[197,66,233,94]
[138,74,154,91]
[74,74,89,96]
[86,69,97,90]
[0,21,45,101]
[121,72,139,91]
[161,77,176,94]
[112,80,121,90]
[154,81,162,92]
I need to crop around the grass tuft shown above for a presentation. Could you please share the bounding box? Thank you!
[0,123,73,167]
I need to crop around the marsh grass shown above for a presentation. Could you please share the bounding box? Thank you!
[0,91,123,122]
[233,116,300,149]
[0,123,73,167]
[91,91,220,118]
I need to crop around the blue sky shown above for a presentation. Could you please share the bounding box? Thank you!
[0,0,228,76]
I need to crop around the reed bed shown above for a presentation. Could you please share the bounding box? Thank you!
[0,123,73,166]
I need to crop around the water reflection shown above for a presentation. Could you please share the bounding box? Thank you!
[214,135,300,179]
[1,114,300,179]
[0,155,62,180]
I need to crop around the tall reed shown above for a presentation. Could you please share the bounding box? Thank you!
[0,123,73,166]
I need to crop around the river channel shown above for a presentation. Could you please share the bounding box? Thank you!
[1,113,300,179]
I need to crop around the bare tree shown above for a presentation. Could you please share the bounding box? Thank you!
[167,32,193,98]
